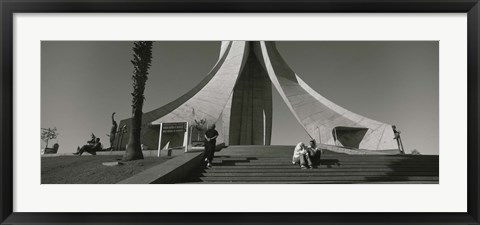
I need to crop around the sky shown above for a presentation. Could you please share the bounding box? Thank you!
[41,41,439,155]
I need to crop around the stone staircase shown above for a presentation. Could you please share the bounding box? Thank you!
[182,145,439,184]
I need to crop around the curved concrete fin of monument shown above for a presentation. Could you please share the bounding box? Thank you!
[219,41,230,60]
[203,41,234,77]
[117,41,251,150]
[258,41,398,152]
[145,41,235,122]
[150,41,250,127]
[295,76,398,151]
[119,41,233,125]
[250,41,272,75]
[256,41,314,140]
[226,42,273,146]
[218,92,234,145]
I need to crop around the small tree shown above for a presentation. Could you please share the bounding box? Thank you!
[41,127,59,149]
[194,119,207,140]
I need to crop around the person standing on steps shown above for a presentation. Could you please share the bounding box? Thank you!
[204,124,219,168]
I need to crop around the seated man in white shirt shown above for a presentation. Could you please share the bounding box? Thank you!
[292,142,313,169]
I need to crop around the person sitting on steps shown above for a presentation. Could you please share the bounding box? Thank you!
[292,142,313,169]
[306,140,323,167]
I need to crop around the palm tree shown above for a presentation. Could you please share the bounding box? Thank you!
[123,41,153,161]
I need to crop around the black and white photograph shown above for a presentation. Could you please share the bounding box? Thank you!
[41,41,439,184]
[2,2,479,224]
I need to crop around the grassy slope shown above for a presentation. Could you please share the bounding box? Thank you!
[42,155,172,184]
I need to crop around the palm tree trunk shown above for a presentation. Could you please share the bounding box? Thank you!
[124,106,144,160]
[123,41,153,161]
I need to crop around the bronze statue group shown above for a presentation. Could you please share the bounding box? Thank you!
[73,134,103,156]
[73,112,117,156]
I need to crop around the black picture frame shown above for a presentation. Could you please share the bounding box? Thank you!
[1,0,479,224]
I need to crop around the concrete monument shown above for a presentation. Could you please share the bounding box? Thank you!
[117,41,400,154]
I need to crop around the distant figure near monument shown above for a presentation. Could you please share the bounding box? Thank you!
[392,125,405,154]
[109,112,118,150]
[116,41,403,154]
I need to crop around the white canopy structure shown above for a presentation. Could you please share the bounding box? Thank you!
[118,41,400,154]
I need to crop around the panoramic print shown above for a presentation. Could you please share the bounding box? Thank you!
[41,41,439,184]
